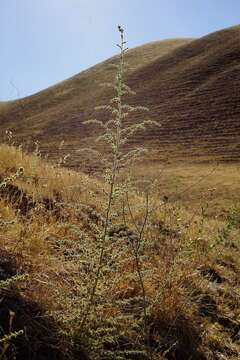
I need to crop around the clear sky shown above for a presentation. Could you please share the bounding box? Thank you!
[1,0,240,100]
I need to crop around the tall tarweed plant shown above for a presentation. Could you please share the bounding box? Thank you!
[79,26,159,356]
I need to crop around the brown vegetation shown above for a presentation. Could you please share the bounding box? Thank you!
[0,145,239,359]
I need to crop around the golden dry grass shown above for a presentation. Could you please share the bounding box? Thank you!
[0,144,239,359]
[131,161,240,216]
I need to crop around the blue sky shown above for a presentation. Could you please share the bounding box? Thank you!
[1,0,240,100]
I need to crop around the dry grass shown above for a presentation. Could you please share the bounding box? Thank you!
[0,143,104,209]
[131,161,240,216]
[0,144,239,359]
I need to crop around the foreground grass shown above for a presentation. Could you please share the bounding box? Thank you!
[0,144,239,359]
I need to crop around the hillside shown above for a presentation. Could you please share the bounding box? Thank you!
[1,26,240,169]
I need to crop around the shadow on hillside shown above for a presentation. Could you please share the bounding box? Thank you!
[0,249,75,360]
[149,314,206,360]
[0,179,63,218]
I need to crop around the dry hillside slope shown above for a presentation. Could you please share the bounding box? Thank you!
[1,25,240,168]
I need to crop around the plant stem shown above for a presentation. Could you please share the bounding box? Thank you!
[79,26,125,334]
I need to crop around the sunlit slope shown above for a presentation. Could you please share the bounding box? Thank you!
[0,39,190,164]
[1,26,240,168]
[127,25,240,162]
